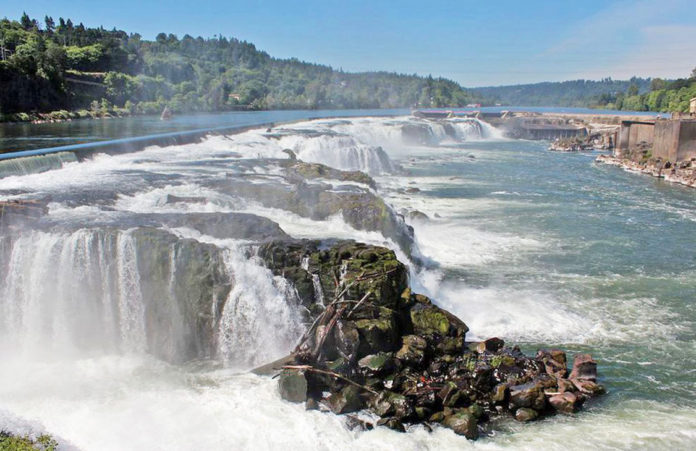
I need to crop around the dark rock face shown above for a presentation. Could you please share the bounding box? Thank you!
[129,227,232,362]
[266,240,604,439]
[206,160,415,256]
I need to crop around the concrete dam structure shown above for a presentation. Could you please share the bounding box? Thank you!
[616,118,696,162]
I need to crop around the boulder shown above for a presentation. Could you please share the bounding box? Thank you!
[278,369,308,403]
[327,385,364,414]
[509,380,547,411]
[570,354,597,382]
[370,391,414,419]
[395,335,428,366]
[443,411,479,440]
[537,349,568,378]
[476,337,505,354]
[358,352,395,375]
[514,407,539,422]
[572,379,605,395]
[334,320,361,361]
[491,383,509,404]
[549,392,582,414]
[410,304,451,336]
[354,308,398,356]
[376,417,406,432]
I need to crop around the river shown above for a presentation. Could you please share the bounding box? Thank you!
[0,110,694,450]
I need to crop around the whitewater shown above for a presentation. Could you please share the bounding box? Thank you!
[1,114,695,450]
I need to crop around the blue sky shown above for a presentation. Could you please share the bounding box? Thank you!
[3,0,695,87]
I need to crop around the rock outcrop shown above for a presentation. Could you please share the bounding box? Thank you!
[259,240,604,439]
[597,154,696,189]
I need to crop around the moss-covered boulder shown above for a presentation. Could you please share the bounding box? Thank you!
[443,411,479,439]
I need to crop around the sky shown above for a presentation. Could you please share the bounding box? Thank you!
[2,0,695,87]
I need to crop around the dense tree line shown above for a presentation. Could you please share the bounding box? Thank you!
[471,78,652,108]
[0,13,479,117]
[593,70,696,113]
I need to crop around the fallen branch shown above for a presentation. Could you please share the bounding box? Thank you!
[282,365,378,395]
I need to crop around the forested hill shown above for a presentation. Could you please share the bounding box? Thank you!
[471,78,652,108]
[0,13,480,118]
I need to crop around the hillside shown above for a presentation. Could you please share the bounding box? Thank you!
[471,78,652,108]
[0,13,480,119]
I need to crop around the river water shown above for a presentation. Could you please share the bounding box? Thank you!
[0,111,694,450]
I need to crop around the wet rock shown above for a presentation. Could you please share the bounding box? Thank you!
[514,407,539,422]
[549,392,582,414]
[407,210,429,221]
[570,354,597,382]
[572,379,605,395]
[556,378,576,394]
[429,411,445,423]
[282,148,297,160]
[472,364,494,393]
[395,335,428,366]
[443,411,479,440]
[334,320,361,362]
[327,385,364,414]
[536,349,568,378]
[476,337,505,354]
[438,381,466,408]
[509,380,547,411]
[370,391,414,419]
[491,383,509,404]
[355,309,398,356]
[278,369,308,403]
[377,417,406,432]
[410,304,452,336]
[345,415,374,431]
[284,161,375,189]
[436,336,464,355]
[358,352,395,375]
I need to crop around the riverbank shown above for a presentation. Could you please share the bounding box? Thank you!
[0,108,133,124]
[596,154,696,188]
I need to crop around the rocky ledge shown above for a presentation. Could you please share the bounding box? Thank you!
[255,240,604,440]
[597,154,696,189]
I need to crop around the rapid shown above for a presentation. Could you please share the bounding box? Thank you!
[1,113,695,450]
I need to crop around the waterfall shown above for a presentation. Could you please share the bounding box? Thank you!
[0,152,77,178]
[216,246,304,368]
[0,227,304,368]
[0,230,144,357]
[277,134,394,175]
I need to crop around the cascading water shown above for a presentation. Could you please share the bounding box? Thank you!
[0,152,77,178]
[0,230,146,358]
[216,245,304,368]
[3,113,691,450]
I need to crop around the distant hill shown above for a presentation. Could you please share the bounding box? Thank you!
[0,12,481,118]
[471,78,652,107]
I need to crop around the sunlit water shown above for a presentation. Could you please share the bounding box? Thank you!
[0,113,695,450]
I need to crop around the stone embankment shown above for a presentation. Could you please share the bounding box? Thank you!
[256,239,604,440]
[596,154,696,188]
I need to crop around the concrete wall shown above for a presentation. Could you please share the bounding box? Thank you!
[629,123,654,146]
[677,120,696,161]
[617,122,631,156]
[653,120,680,161]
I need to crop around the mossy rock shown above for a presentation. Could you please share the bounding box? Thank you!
[410,304,451,336]
[278,369,308,403]
[354,308,398,356]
